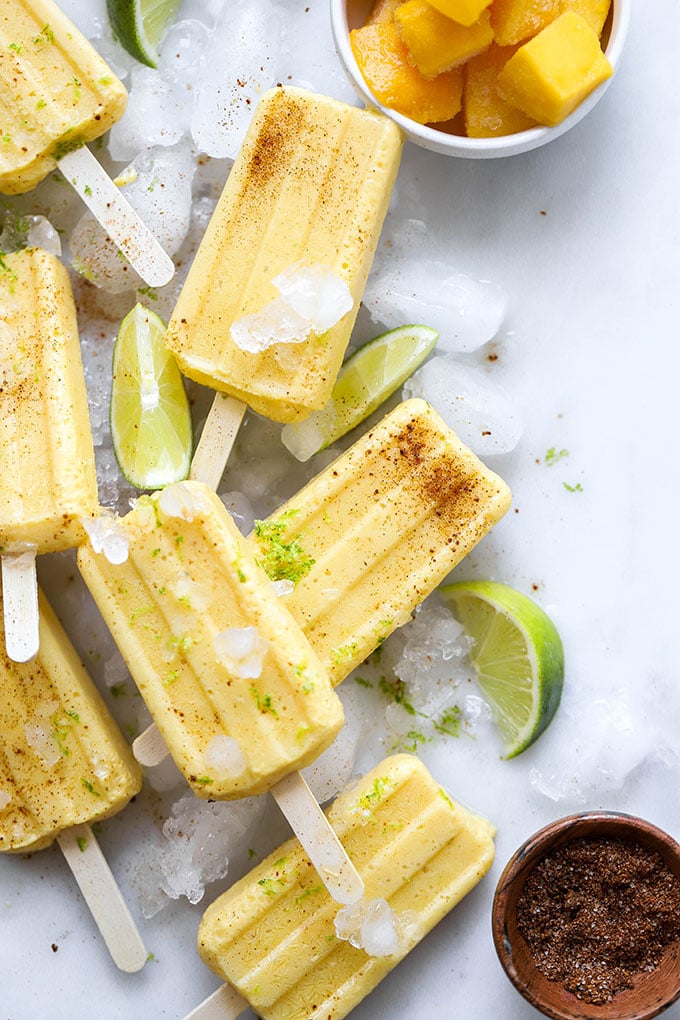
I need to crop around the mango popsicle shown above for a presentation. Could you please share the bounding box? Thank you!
[0,0,174,284]
[190,754,495,1020]
[166,86,403,426]
[0,586,146,971]
[77,480,364,904]
[249,397,512,684]
[134,398,511,758]
[77,481,344,800]
[0,247,98,660]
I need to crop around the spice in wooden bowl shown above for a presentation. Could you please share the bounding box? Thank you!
[492,813,680,1020]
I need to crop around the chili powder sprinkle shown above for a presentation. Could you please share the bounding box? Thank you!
[516,835,680,1004]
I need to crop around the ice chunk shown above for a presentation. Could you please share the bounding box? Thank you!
[157,483,208,522]
[271,579,295,597]
[231,297,312,353]
[218,491,255,536]
[205,735,247,779]
[213,627,269,680]
[0,790,11,810]
[190,1,285,159]
[81,512,129,565]
[335,898,400,956]
[108,66,185,163]
[364,262,507,353]
[24,700,61,768]
[136,794,265,916]
[403,356,523,455]
[172,572,212,612]
[231,266,353,353]
[273,265,353,332]
[26,216,62,256]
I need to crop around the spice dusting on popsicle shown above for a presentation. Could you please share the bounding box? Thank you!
[189,755,495,1020]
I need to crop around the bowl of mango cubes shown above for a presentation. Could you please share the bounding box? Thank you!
[331,0,630,157]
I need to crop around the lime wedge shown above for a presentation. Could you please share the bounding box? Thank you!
[107,0,181,68]
[281,324,439,461]
[111,303,192,489]
[440,581,564,758]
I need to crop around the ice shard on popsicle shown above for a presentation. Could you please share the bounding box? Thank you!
[0,248,98,555]
[77,482,345,800]
[196,754,495,1020]
[0,588,142,851]
[249,398,512,684]
[0,0,127,195]
[165,86,403,424]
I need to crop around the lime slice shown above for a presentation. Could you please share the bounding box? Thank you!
[111,303,192,489]
[107,0,181,68]
[281,324,439,462]
[440,580,564,758]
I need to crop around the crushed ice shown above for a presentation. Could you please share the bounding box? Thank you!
[136,794,264,917]
[214,627,269,679]
[205,735,248,779]
[157,482,208,522]
[404,357,524,456]
[81,512,129,564]
[335,898,415,957]
[230,265,353,353]
[24,701,61,768]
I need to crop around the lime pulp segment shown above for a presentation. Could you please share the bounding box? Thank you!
[107,0,181,67]
[440,580,564,758]
[111,303,193,489]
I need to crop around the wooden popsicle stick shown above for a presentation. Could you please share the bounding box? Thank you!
[57,822,147,973]
[1,549,39,662]
[58,146,175,288]
[133,723,169,767]
[271,772,364,905]
[184,983,248,1020]
[190,393,247,491]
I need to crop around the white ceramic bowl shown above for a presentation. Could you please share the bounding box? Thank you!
[330,0,631,158]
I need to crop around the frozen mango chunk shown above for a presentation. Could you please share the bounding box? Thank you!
[427,0,492,27]
[490,0,562,45]
[366,0,403,24]
[560,0,611,35]
[395,1,493,77]
[464,44,538,136]
[497,12,613,126]
[351,23,464,123]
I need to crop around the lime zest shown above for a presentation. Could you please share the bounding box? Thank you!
[252,509,315,584]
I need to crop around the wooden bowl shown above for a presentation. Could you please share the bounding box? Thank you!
[492,812,680,1020]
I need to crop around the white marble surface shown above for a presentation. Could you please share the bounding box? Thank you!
[2,1,680,1019]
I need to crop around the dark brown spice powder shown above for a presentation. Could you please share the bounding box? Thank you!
[516,836,680,1005]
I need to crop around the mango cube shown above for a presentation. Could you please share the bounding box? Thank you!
[490,0,562,46]
[351,23,464,123]
[560,0,611,35]
[426,0,493,27]
[497,12,613,126]
[366,0,404,25]
[395,1,493,77]
[464,44,538,136]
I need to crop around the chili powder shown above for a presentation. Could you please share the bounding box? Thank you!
[516,835,680,1004]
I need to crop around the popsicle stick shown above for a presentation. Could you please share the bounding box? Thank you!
[184,983,248,1020]
[57,822,147,973]
[271,772,365,905]
[58,146,175,288]
[1,550,39,662]
[133,723,169,767]
[190,393,247,491]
